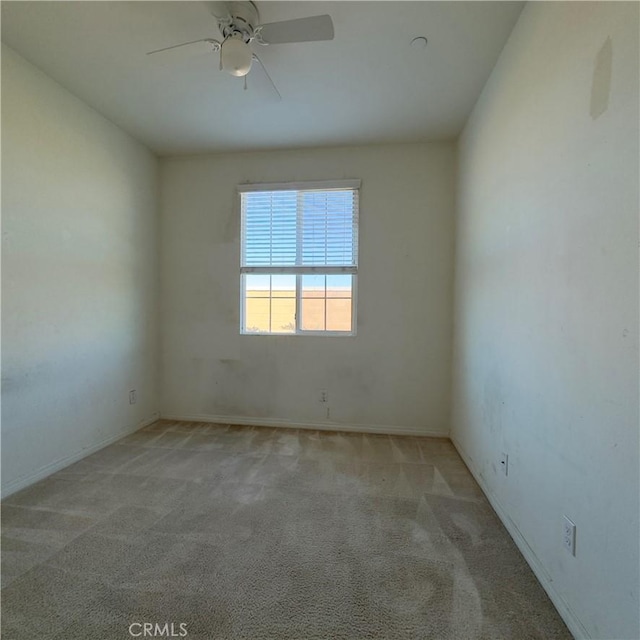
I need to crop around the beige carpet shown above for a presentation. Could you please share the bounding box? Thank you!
[1,421,571,639]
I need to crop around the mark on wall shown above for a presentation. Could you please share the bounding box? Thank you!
[590,36,612,120]
[331,363,376,398]
[222,202,239,243]
[207,357,277,416]
[482,368,503,439]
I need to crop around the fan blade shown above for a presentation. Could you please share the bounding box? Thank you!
[251,54,282,101]
[204,1,230,20]
[257,15,334,45]
[146,38,220,56]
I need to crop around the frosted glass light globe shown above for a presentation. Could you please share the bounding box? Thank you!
[221,36,252,77]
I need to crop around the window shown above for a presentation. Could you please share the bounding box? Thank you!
[239,180,359,335]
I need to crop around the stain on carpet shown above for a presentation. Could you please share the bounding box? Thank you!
[1,421,572,639]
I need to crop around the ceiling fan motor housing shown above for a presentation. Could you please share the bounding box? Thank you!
[219,1,260,43]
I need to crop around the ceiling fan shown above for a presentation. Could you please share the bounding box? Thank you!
[146,1,335,97]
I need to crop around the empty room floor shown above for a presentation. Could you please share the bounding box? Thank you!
[1,422,570,639]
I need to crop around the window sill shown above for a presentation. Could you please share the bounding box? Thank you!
[240,331,356,337]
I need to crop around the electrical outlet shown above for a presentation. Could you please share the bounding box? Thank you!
[129,389,137,405]
[563,516,576,556]
[319,390,328,403]
[500,452,509,476]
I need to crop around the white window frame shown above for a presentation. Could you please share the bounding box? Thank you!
[238,179,360,337]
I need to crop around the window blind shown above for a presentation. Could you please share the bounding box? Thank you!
[240,183,359,273]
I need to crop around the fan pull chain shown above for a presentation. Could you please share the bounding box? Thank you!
[244,75,248,91]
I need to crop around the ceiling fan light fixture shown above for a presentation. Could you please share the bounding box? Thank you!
[221,35,252,77]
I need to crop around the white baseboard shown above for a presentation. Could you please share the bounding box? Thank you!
[161,413,448,438]
[1,412,160,499]
[451,435,588,640]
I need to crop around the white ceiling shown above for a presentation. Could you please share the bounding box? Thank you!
[1,1,524,155]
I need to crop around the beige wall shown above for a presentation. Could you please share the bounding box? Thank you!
[451,3,639,638]
[1,45,160,495]
[160,143,455,434]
